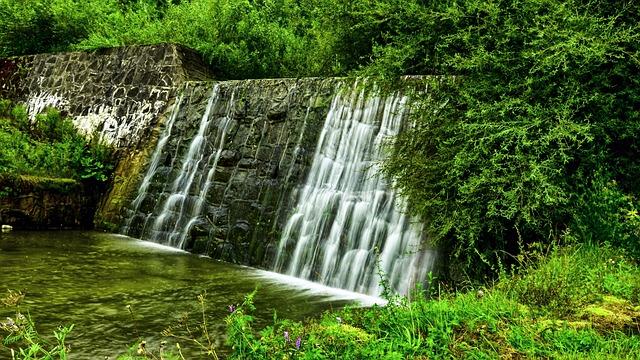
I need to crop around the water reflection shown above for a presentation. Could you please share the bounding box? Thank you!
[0,231,362,359]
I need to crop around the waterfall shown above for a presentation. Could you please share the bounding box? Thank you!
[144,84,236,248]
[119,78,433,296]
[121,84,237,248]
[121,90,185,235]
[273,82,434,296]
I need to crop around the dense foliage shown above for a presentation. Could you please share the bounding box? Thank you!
[0,99,113,183]
[371,0,640,278]
[0,0,341,79]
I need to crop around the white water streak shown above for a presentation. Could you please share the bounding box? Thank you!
[274,82,435,296]
[121,91,186,234]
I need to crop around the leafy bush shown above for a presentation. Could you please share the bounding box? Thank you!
[0,0,371,79]
[0,0,103,57]
[75,0,325,79]
[499,244,640,316]
[573,178,640,258]
[0,99,114,182]
[375,0,640,279]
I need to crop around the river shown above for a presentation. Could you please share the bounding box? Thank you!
[0,231,380,359]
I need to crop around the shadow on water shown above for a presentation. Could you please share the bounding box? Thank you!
[0,231,364,359]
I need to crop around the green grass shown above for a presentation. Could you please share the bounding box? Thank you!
[225,244,640,359]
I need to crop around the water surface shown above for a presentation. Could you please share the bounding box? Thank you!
[0,231,372,359]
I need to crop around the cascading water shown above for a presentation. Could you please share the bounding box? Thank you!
[145,86,231,247]
[273,82,434,296]
[122,84,237,248]
[120,78,432,296]
[120,90,185,235]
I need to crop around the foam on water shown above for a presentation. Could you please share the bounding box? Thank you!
[273,81,435,296]
[111,234,188,253]
[251,269,387,307]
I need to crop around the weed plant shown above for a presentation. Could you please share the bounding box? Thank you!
[0,290,73,360]
[0,99,114,189]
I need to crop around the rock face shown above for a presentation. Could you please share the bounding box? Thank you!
[108,79,337,266]
[0,176,98,229]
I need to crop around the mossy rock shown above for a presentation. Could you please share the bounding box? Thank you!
[538,319,592,331]
[0,173,79,194]
[579,296,640,332]
[95,219,119,232]
[310,323,373,347]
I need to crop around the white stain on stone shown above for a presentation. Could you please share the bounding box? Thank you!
[73,102,156,148]
[26,91,161,149]
[26,92,69,120]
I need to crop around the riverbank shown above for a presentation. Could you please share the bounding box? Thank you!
[2,239,639,359]
[224,243,640,359]
[0,174,98,229]
[0,99,114,229]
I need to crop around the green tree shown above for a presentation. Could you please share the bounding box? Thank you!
[374,0,640,279]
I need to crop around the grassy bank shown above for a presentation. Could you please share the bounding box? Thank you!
[224,244,640,359]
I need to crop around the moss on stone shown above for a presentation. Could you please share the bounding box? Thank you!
[579,296,640,331]
[310,323,374,346]
[0,173,79,194]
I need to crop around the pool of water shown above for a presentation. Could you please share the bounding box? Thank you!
[0,231,379,359]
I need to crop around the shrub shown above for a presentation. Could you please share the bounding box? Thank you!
[0,100,114,182]
[573,177,640,258]
[498,244,640,316]
[0,0,101,57]
[376,0,640,279]
[225,244,640,359]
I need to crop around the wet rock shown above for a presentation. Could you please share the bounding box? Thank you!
[219,150,239,166]
[238,158,258,168]
[234,220,250,233]
[0,176,100,230]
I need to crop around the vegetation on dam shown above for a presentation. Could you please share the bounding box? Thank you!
[0,0,639,358]
[0,99,113,184]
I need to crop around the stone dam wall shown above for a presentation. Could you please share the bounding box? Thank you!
[0,45,339,266]
[105,79,338,266]
[0,45,430,277]
[0,44,211,150]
